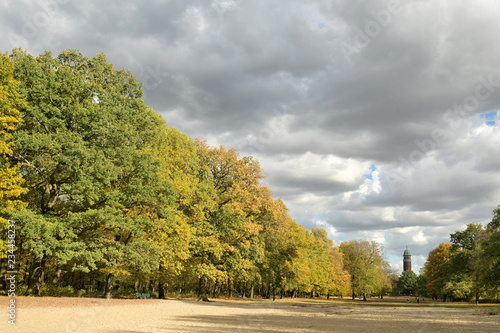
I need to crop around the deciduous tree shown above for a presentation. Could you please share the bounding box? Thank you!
[397,270,418,295]
[423,243,452,299]
[0,52,27,258]
[10,49,170,297]
[339,239,388,300]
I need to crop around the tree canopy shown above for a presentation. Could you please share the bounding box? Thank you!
[0,52,26,259]
[0,49,354,300]
[339,239,389,300]
[421,215,500,301]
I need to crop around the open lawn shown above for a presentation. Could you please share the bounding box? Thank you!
[1,296,499,332]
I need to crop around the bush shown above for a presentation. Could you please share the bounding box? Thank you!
[17,285,28,296]
[40,285,75,297]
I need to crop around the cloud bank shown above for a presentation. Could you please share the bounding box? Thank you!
[2,0,500,272]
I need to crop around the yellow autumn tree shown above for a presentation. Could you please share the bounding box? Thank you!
[339,239,388,300]
[0,52,26,258]
[424,243,452,298]
[193,140,266,300]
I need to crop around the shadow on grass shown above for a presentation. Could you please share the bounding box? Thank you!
[172,297,500,311]
[125,298,498,333]
[159,309,500,333]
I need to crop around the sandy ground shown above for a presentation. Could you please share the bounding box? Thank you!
[1,296,499,333]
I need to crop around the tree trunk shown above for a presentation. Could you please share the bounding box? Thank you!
[34,255,46,296]
[158,281,165,299]
[352,289,355,300]
[250,284,254,299]
[53,266,62,285]
[104,273,114,299]
[0,257,7,292]
[149,279,155,294]
[363,293,367,301]
[227,277,232,298]
[212,281,219,298]
[197,275,210,302]
[24,257,34,295]
[158,264,165,299]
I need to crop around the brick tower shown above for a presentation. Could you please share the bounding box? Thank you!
[403,246,412,272]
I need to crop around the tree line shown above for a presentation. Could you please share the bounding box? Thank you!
[422,210,500,302]
[2,49,498,302]
[0,49,396,300]
[393,208,500,302]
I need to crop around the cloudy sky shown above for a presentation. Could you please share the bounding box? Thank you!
[2,0,500,272]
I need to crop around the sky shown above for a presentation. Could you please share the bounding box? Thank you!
[2,0,500,273]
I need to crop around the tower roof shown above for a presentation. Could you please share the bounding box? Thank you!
[403,246,411,256]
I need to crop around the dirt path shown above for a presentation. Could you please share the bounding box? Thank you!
[1,296,499,332]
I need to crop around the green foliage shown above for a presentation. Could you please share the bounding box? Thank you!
[339,239,388,299]
[443,273,473,301]
[40,285,75,297]
[9,49,172,295]
[450,223,483,251]
[397,270,418,295]
[488,205,500,229]
[416,271,428,296]
[423,213,500,301]
[477,227,500,294]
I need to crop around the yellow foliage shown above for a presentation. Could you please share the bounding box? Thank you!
[0,52,26,259]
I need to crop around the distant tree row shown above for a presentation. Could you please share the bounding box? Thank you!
[0,49,393,300]
[421,208,500,302]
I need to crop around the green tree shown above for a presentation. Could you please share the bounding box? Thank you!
[339,239,388,300]
[448,223,483,301]
[10,49,171,297]
[488,205,500,229]
[193,141,267,300]
[450,223,483,252]
[257,198,297,298]
[397,270,418,295]
[443,273,473,301]
[416,270,428,296]
[310,229,351,297]
[477,215,500,297]
[148,124,217,298]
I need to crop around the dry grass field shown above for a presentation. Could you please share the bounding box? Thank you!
[1,296,499,332]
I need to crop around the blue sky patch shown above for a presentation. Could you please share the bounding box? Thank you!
[480,111,497,126]
[364,164,377,180]
[480,111,497,119]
